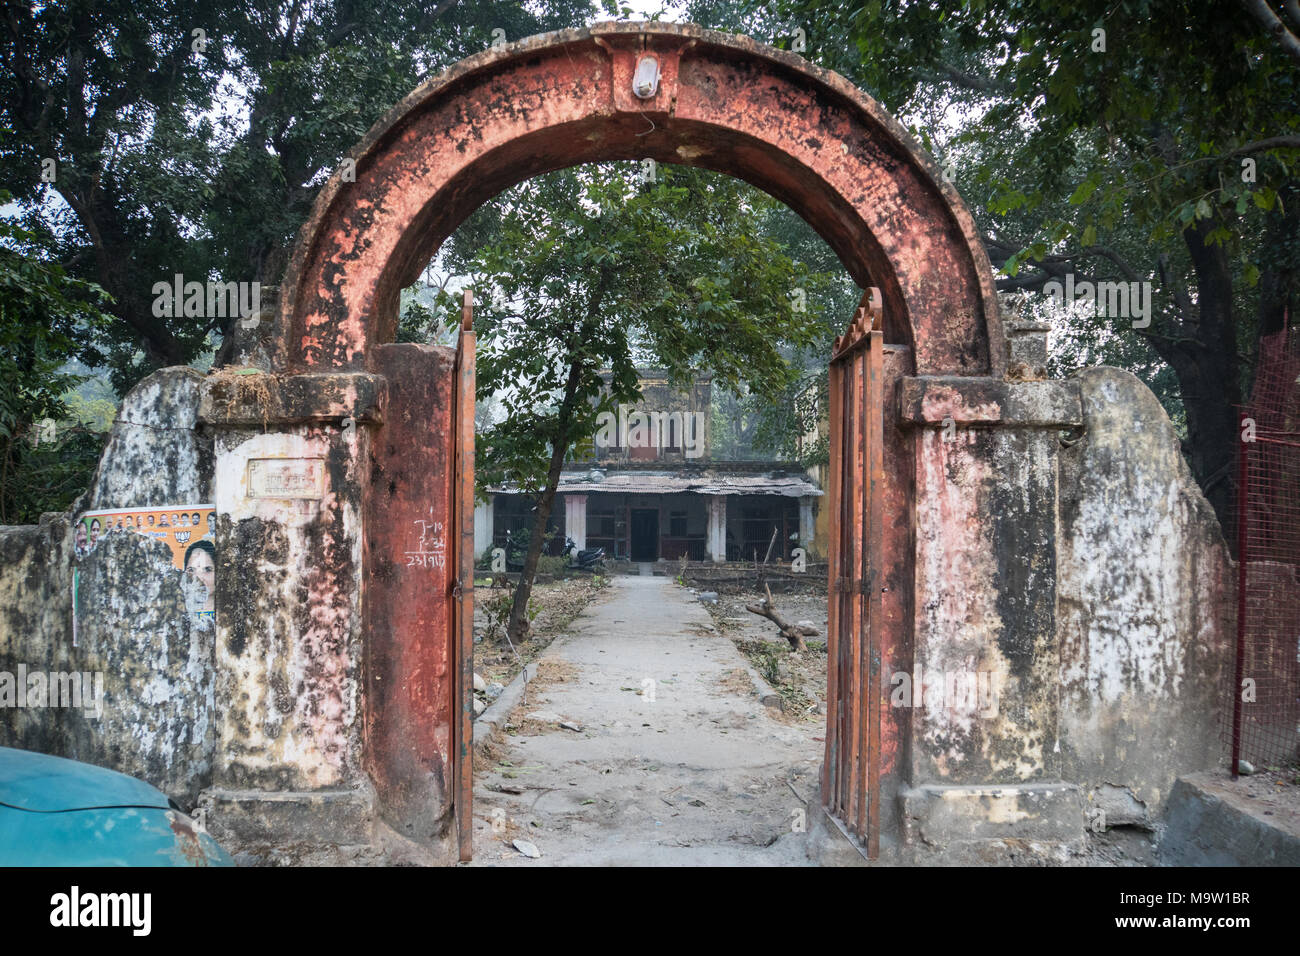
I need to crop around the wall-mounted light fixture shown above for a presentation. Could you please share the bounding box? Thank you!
[633,55,660,99]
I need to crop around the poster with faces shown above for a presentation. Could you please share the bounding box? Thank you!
[75,504,216,625]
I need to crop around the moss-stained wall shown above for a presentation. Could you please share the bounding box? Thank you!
[0,367,216,806]
[1057,367,1232,824]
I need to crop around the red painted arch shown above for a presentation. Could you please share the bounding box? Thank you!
[277,22,1002,376]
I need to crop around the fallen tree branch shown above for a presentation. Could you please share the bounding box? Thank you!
[756,526,778,590]
[745,583,818,651]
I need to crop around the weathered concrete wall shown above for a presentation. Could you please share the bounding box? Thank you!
[887,325,1233,859]
[85,368,213,508]
[901,375,1082,792]
[1160,774,1300,865]
[0,367,216,805]
[1057,366,1232,825]
[196,367,393,861]
[0,515,76,753]
[208,426,364,793]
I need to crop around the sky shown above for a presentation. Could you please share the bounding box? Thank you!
[610,1,691,22]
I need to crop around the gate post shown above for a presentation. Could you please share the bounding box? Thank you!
[196,364,388,862]
[892,315,1088,855]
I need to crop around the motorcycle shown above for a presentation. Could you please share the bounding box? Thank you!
[502,529,528,572]
[565,536,606,572]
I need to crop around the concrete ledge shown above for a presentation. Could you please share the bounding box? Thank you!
[1159,775,1300,866]
[199,371,388,427]
[198,784,378,847]
[899,376,1082,428]
[902,782,1085,846]
[804,777,1086,866]
[736,656,785,711]
[473,661,540,752]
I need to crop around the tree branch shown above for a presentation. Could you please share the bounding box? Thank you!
[1228,136,1300,155]
[1242,0,1300,65]
[916,62,1013,95]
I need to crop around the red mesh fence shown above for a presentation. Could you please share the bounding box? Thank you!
[1232,327,1300,771]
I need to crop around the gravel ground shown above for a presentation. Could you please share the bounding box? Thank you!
[470,575,821,865]
[472,574,608,701]
[690,578,829,723]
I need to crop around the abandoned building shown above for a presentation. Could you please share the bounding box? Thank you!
[478,371,822,563]
[0,23,1283,867]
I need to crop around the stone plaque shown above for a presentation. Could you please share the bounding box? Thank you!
[247,458,325,499]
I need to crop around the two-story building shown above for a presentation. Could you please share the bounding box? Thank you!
[475,371,823,565]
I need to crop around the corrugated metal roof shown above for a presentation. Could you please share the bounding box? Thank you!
[489,469,822,497]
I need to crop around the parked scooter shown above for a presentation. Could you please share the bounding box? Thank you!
[566,536,606,572]
[503,529,528,572]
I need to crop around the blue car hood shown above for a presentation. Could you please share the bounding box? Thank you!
[0,747,170,812]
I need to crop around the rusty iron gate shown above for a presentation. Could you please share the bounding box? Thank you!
[823,289,885,858]
[452,291,477,861]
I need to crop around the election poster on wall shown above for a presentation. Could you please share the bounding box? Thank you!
[73,504,216,637]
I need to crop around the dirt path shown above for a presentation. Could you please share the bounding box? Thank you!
[469,574,822,865]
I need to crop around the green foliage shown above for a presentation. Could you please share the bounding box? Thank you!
[1,0,600,392]
[482,590,516,644]
[482,588,538,643]
[536,555,569,576]
[2,426,108,525]
[426,163,839,500]
[0,200,113,522]
[700,0,1300,522]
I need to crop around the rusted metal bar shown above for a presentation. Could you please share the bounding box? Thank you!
[1232,408,1248,781]
[453,290,477,861]
[855,347,870,840]
[825,288,885,854]
[831,288,883,361]
[847,353,865,832]
[1250,435,1300,449]
[823,357,843,807]
[865,327,884,858]
[839,355,857,817]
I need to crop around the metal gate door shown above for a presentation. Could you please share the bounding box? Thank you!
[451,291,476,862]
[823,288,884,858]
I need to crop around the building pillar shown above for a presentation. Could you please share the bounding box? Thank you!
[799,495,815,550]
[474,497,493,559]
[707,495,727,562]
[565,494,587,551]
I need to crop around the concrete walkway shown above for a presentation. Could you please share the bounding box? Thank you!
[470,575,821,865]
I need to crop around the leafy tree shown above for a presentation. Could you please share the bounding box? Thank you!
[0,197,112,522]
[0,0,600,392]
[730,194,859,466]
[420,163,837,641]
[696,0,1300,529]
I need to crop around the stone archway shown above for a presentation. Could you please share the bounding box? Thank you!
[202,22,1012,864]
[277,22,1001,376]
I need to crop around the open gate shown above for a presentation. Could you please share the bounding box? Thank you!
[451,291,477,861]
[823,288,885,859]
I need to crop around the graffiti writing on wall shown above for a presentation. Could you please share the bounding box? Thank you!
[406,518,446,569]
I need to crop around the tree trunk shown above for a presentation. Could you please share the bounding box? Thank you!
[504,267,611,642]
[506,359,585,642]
[504,426,569,642]
[1148,218,1240,530]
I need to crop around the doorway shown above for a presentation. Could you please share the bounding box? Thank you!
[630,508,659,561]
